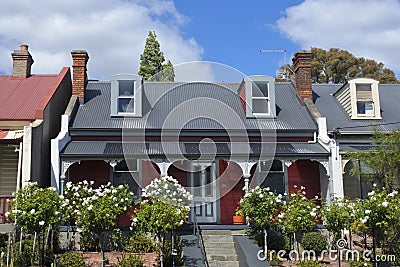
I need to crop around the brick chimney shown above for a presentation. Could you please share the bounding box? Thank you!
[292,51,312,101]
[71,50,89,102]
[12,44,34,78]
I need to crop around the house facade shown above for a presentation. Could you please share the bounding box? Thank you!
[51,51,343,225]
[0,45,72,222]
[313,77,400,199]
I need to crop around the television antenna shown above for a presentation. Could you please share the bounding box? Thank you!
[260,49,292,79]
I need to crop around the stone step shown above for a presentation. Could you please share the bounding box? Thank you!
[204,241,235,248]
[208,254,238,261]
[202,230,232,236]
[202,235,234,243]
[205,247,237,255]
[208,260,240,267]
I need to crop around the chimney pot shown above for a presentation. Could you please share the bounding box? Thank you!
[292,51,312,101]
[20,44,29,51]
[71,50,89,102]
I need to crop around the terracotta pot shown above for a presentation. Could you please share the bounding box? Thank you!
[233,215,245,224]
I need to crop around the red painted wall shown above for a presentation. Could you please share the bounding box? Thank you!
[287,160,321,199]
[141,160,160,188]
[69,160,110,187]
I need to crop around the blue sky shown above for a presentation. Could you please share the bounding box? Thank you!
[173,0,304,77]
[0,0,399,80]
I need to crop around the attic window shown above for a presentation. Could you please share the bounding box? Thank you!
[252,81,270,114]
[356,84,373,116]
[244,76,276,118]
[117,80,135,113]
[111,74,142,117]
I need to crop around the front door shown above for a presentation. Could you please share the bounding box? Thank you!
[189,162,217,223]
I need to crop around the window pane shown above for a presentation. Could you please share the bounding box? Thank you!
[115,160,138,172]
[356,84,372,101]
[252,98,269,114]
[261,173,285,195]
[119,80,135,96]
[357,101,373,115]
[118,98,134,113]
[205,166,213,197]
[113,172,139,196]
[252,81,269,97]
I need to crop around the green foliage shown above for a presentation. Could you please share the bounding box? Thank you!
[348,130,400,192]
[132,176,191,237]
[239,186,283,229]
[301,232,327,255]
[118,254,144,267]
[57,251,85,267]
[246,225,288,251]
[162,236,184,267]
[297,260,325,267]
[310,47,399,84]
[7,182,64,234]
[64,181,133,237]
[279,186,319,234]
[139,31,174,81]
[125,233,156,253]
[78,231,100,251]
[12,240,34,267]
[348,260,373,267]
[322,197,358,237]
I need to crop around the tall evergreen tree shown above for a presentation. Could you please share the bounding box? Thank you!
[138,31,174,81]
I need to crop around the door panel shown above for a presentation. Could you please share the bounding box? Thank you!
[189,162,217,223]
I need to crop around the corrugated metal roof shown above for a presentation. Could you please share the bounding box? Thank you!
[0,130,24,139]
[0,72,63,120]
[313,84,400,132]
[72,81,317,132]
[61,141,328,158]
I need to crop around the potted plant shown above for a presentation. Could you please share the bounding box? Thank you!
[233,206,245,224]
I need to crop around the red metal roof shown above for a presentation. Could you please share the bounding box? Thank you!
[0,67,69,121]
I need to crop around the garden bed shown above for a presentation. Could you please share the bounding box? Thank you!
[80,252,158,266]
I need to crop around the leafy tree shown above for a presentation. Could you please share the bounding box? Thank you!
[309,47,399,84]
[348,130,400,192]
[138,31,174,81]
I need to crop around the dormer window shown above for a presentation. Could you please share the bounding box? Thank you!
[111,74,142,117]
[334,78,381,120]
[243,76,276,118]
[356,84,374,116]
[252,81,270,114]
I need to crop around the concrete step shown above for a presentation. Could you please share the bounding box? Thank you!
[202,230,232,235]
[208,260,240,267]
[202,235,234,243]
[204,241,235,248]
[205,247,237,255]
[208,254,238,261]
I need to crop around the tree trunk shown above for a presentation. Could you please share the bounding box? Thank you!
[100,234,106,267]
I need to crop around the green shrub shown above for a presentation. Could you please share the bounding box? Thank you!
[118,254,144,267]
[297,260,325,267]
[162,236,184,266]
[125,233,155,253]
[245,225,289,251]
[301,232,327,256]
[57,251,85,267]
[349,260,373,267]
[78,231,100,251]
[12,240,34,267]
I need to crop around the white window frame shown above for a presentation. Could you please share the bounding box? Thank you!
[111,74,142,117]
[244,75,276,118]
[349,78,381,119]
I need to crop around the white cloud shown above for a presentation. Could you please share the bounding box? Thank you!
[277,0,400,76]
[0,0,204,80]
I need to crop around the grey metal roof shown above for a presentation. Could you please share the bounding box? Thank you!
[71,81,317,132]
[61,141,328,158]
[312,84,400,132]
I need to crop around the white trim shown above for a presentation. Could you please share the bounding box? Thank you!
[349,78,381,119]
